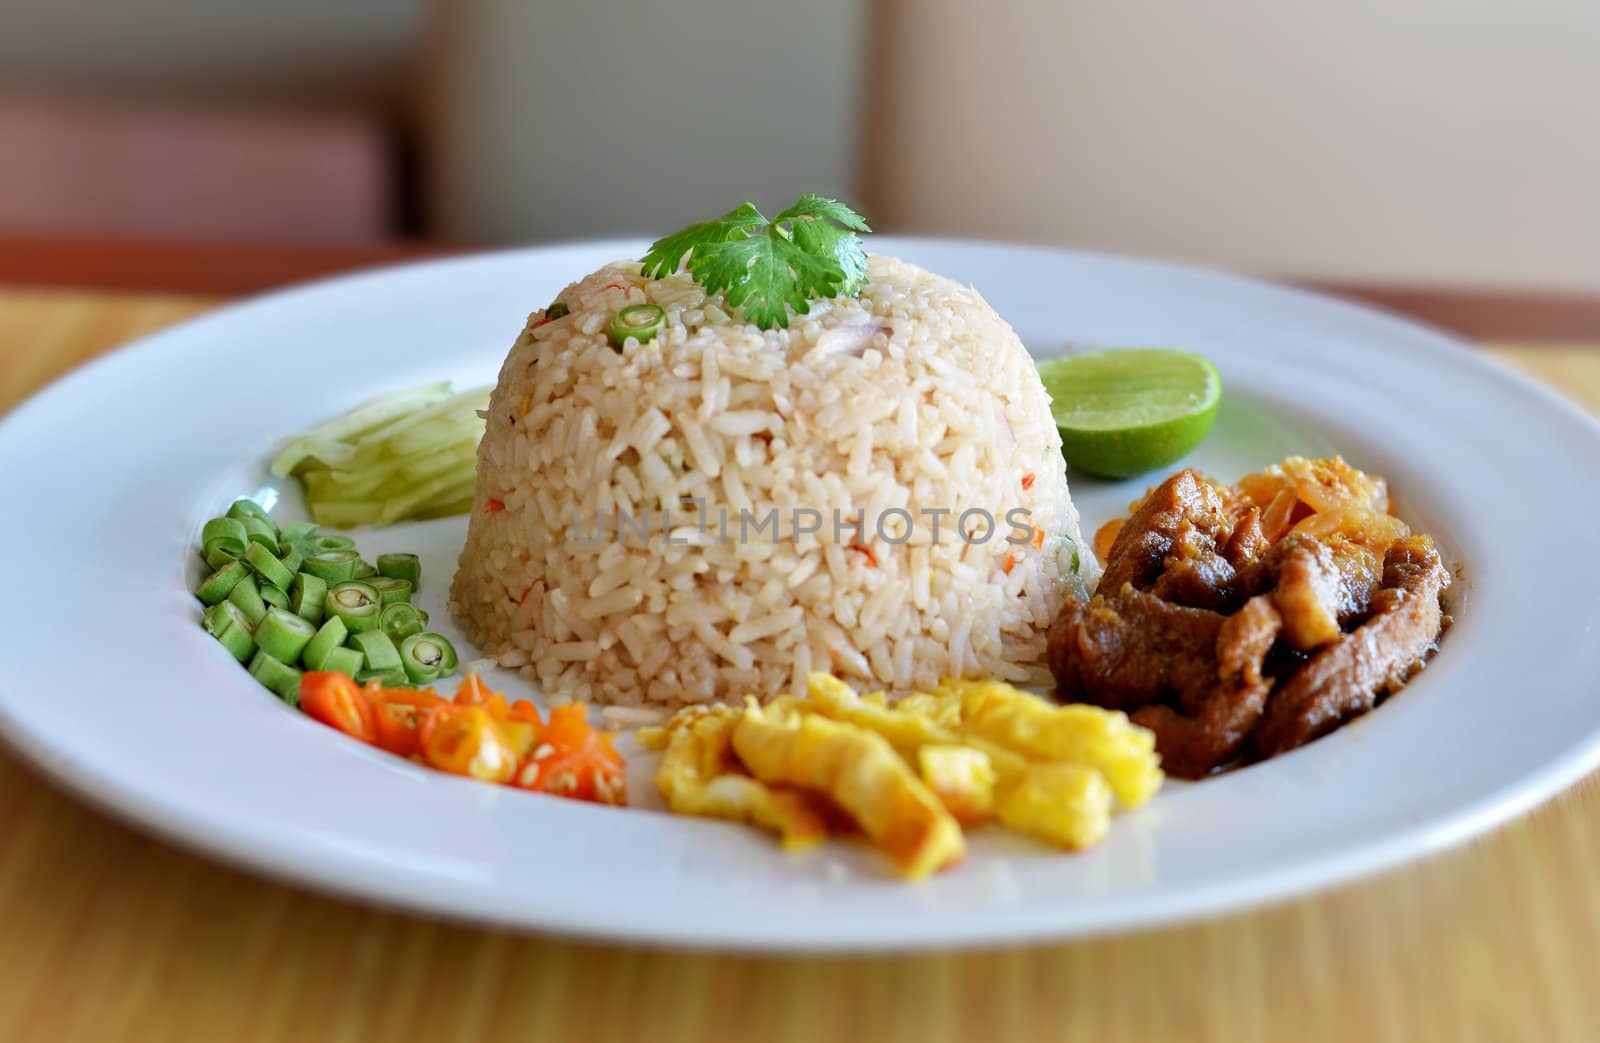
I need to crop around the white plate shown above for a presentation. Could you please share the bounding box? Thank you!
[2,239,1597,951]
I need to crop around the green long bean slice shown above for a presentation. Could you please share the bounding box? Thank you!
[202,602,256,662]
[248,651,303,705]
[376,553,421,589]
[204,541,244,568]
[242,515,279,550]
[289,572,327,625]
[417,632,458,674]
[195,560,249,605]
[301,616,348,670]
[259,584,289,611]
[227,574,268,626]
[378,603,426,643]
[305,534,357,554]
[227,499,272,524]
[319,646,363,678]
[325,580,382,634]
[398,633,451,684]
[255,608,317,663]
[355,667,410,688]
[609,303,666,349]
[201,517,248,558]
[371,577,413,606]
[302,548,360,584]
[244,542,295,590]
[350,630,402,672]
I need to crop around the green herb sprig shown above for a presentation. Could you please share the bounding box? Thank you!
[640,195,871,330]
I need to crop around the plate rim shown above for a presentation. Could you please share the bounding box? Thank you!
[3,236,1598,951]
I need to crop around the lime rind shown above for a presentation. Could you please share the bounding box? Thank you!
[1036,349,1221,479]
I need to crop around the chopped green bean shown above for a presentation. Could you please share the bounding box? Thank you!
[246,652,302,710]
[350,630,402,672]
[376,552,421,589]
[398,633,451,684]
[301,616,348,670]
[378,603,427,643]
[305,534,357,554]
[202,599,251,638]
[288,572,327,625]
[609,303,666,350]
[195,497,440,695]
[370,576,413,605]
[325,580,382,633]
[205,542,243,570]
[249,650,303,705]
[242,515,280,550]
[227,574,268,626]
[226,499,272,524]
[355,668,411,688]
[255,607,317,663]
[417,632,458,674]
[202,602,256,662]
[195,560,249,605]
[244,541,295,590]
[201,517,248,558]
[302,548,360,583]
[319,646,364,677]
[203,542,244,570]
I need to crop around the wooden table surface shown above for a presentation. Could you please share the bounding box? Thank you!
[3,271,1599,1042]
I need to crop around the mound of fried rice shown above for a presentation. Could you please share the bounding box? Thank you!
[449,255,1095,708]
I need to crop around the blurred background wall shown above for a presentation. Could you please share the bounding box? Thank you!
[424,0,866,242]
[2,0,1598,289]
[861,0,1600,290]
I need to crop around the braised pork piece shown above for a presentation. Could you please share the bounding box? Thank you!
[1048,460,1450,778]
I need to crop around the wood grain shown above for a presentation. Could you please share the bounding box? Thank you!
[2,290,1597,1043]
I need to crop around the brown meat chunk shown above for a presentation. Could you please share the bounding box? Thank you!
[1234,534,1384,648]
[1046,594,1087,701]
[1253,535,1449,757]
[1132,595,1283,777]
[1098,470,1233,594]
[1049,584,1223,712]
[1266,538,1343,650]
[1223,507,1270,568]
[1148,517,1237,612]
[1324,536,1384,624]
[1049,584,1284,778]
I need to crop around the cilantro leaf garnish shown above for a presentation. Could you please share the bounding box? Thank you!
[640,195,872,330]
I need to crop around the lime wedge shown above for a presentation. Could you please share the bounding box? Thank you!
[1036,349,1221,479]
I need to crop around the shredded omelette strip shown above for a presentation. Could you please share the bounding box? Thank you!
[943,679,1163,807]
[643,673,1164,879]
[643,707,827,851]
[733,701,965,880]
